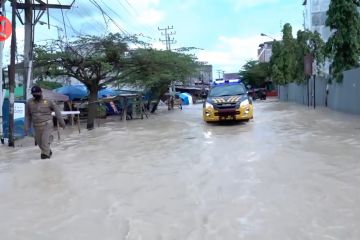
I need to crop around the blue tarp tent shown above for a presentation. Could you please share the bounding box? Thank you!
[98,88,119,98]
[179,93,193,105]
[54,85,88,100]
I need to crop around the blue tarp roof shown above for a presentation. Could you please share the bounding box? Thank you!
[54,85,88,100]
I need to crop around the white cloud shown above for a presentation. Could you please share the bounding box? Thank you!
[127,0,165,26]
[198,35,266,73]
[137,8,165,25]
[229,0,280,10]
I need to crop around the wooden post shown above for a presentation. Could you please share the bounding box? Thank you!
[56,121,60,140]
[68,101,74,126]
[77,113,81,133]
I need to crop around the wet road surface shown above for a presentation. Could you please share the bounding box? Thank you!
[1,101,360,239]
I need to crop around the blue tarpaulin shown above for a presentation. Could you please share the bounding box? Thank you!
[54,85,88,100]
[98,88,119,98]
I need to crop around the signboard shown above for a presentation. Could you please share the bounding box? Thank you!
[14,102,25,120]
[0,16,12,42]
[2,100,26,139]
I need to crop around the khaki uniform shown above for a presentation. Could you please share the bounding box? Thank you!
[25,98,65,156]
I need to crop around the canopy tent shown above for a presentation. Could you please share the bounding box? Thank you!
[179,92,193,105]
[54,85,88,100]
[42,89,69,102]
[98,88,119,98]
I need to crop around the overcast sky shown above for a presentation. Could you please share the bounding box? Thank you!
[2,0,304,75]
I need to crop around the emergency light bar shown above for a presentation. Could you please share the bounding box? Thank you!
[228,79,241,83]
[213,79,241,85]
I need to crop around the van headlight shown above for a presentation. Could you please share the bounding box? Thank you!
[240,99,249,107]
[205,102,214,109]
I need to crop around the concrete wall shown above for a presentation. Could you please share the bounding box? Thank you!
[278,68,360,115]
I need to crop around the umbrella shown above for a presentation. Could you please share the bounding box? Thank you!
[179,93,193,105]
[54,85,88,100]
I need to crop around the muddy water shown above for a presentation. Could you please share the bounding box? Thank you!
[1,101,360,240]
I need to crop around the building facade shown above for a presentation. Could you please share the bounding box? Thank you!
[223,73,241,81]
[303,0,332,75]
[186,63,213,86]
[303,0,331,41]
[258,41,273,63]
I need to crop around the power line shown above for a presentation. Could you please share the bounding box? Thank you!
[123,0,138,14]
[115,0,157,38]
[89,0,148,48]
[89,0,128,35]
[57,0,68,42]
[70,6,105,34]
[100,0,146,35]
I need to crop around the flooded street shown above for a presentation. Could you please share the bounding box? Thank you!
[1,100,360,240]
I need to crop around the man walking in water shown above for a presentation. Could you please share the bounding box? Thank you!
[25,86,65,159]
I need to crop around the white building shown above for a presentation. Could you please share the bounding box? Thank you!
[258,41,273,63]
[303,0,331,41]
[303,0,332,75]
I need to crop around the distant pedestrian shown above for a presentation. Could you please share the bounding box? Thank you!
[25,86,65,159]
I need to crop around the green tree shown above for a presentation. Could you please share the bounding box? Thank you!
[270,23,297,86]
[34,33,138,129]
[281,23,297,84]
[240,60,270,88]
[36,80,63,90]
[119,48,198,111]
[325,0,360,81]
[295,30,325,83]
[270,40,285,85]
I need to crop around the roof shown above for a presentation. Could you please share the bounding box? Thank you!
[42,89,69,102]
[4,87,69,102]
[223,73,241,81]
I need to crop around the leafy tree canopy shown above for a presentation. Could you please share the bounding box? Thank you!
[240,60,270,88]
[34,33,140,129]
[119,48,198,100]
[325,0,360,81]
[35,80,63,90]
[295,30,325,83]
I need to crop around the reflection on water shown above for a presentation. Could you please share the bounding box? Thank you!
[0,103,360,239]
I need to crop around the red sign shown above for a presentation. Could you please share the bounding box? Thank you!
[0,16,12,42]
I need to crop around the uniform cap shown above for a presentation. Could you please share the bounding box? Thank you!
[31,86,42,94]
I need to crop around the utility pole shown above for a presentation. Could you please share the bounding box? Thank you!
[158,26,177,110]
[6,0,72,146]
[15,0,72,100]
[0,0,5,144]
[23,0,33,100]
[8,0,16,147]
[158,26,176,51]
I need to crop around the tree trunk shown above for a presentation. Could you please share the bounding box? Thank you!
[87,85,98,130]
[151,100,159,113]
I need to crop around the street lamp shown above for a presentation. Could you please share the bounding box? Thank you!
[38,21,64,41]
[260,33,275,41]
